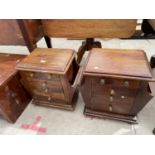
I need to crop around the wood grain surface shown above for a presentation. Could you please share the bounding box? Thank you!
[0,53,25,86]
[16,48,75,74]
[84,48,152,79]
[42,19,137,38]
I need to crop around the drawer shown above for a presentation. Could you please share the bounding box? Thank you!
[20,71,59,81]
[91,77,140,89]
[91,77,111,95]
[34,92,65,102]
[31,86,64,96]
[27,79,63,92]
[112,79,140,89]
[110,87,138,98]
[109,97,134,115]
[90,94,134,115]
[92,85,111,96]
[92,85,137,98]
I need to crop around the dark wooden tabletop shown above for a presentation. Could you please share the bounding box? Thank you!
[16,48,75,74]
[84,48,152,79]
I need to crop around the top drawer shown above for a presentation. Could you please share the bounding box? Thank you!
[20,71,59,81]
[92,77,140,90]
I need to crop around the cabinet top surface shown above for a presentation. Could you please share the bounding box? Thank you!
[84,48,152,79]
[16,48,74,74]
[0,53,25,86]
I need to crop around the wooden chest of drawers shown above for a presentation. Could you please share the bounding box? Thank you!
[80,48,154,123]
[0,54,31,123]
[16,48,80,110]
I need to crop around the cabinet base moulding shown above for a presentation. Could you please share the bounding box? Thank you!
[84,107,138,124]
[32,90,79,111]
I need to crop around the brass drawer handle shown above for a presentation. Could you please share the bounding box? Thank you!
[100,79,105,85]
[45,88,48,93]
[42,82,47,87]
[121,96,125,99]
[48,96,52,101]
[30,73,34,78]
[124,81,129,87]
[15,99,20,105]
[11,93,16,97]
[109,105,113,112]
[110,89,115,95]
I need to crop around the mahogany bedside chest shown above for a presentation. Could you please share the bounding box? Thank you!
[16,48,80,110]
[0,54,31,123]
[80,48,154,123]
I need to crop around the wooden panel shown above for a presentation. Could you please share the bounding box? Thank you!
[16,48,74,74]
[0,74,31,123]
[85,48,152,79]
[20,19,43,43]
[90,95,134,115]
[0,54,25,87]
[0,20,25,45]
[42,19,137,38]
[20,71,59,81]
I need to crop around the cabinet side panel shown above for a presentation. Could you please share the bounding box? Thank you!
[80,76,92,108]
[130,81,153,116]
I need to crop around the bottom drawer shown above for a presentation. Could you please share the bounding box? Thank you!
[109,97,134,115]
[34,93,65,103]
[90,95,134,115]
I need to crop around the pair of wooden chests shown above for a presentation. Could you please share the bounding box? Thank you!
[0,47,154,123]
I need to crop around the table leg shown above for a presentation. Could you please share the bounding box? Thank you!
[44,36,52,48]
[77,38,102,64]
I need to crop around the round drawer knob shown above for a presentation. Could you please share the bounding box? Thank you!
[124,81,129,87]
[42,82,47,87]
[30,73,34,78]
[45,88,48,93]
[11,93,16,97]
[48,96,52,101]
[15,99,20,105]
[121,96,125,99]
[109,105,113,112]
[110,89,115,95]
[100,79,105,85]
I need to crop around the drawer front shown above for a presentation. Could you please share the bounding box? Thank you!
[90,77,137,115]
[91,77,139,97]
[20,71,59,81]
[20,76,65,101]
[112,79,140,89]
[34,93,65,102]
[108,96,134,115]
[91,95,134,115]
[32,89,63,100]
[92,77,140,90]
[27,80,63,92]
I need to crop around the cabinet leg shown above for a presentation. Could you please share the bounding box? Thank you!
[44,36,52,48]
[150,55,155,68]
